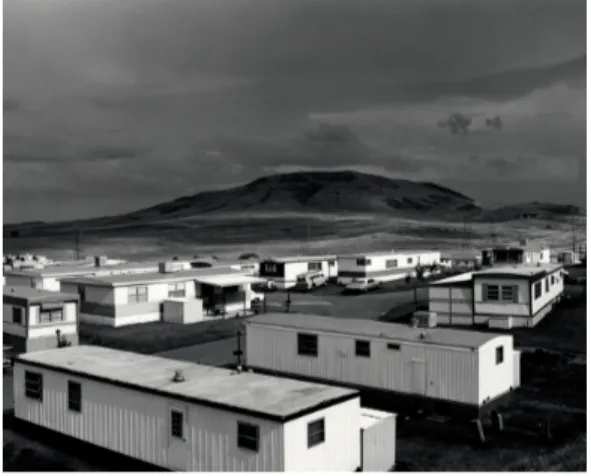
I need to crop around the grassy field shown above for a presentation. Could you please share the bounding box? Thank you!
[3,213,585,262]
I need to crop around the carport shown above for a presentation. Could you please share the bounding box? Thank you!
[195,275,268,316]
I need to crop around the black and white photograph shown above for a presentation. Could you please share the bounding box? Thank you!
[2,0,587,471]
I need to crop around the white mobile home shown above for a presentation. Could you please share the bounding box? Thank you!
[61,268,266,327]
[337,251,441,285]
[3,286,79,353]
[429,264,565,329]
[245,313,519,418]
[259,255,338,289]
[4,259,192,293]
[481,241,551,267]
[13,345,396,472]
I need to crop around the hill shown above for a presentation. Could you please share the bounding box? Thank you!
[4,171,584,240]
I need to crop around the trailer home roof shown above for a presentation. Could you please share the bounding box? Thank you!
[265,255,336,264]
[429,272,474,288]
[473,263,563,281]
[338,250,437,259]
[61,266,243,288]
[5,261,162,278]
[247,313,499,350]
[15,345,358,422]
[3,286,79,305]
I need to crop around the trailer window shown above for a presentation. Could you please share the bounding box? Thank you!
[387,343,401,351]
[12,307,22,324]
[237,422,259,452]
[24,371,43,401]
[297,333,318,357]
[128,286,148,303]
[308,418,325,448]
[356,258,371,266]
[500,285,518,303]
[68,381,82,412]
[39,309,64,323]
[545,278,550,293]
[308,262,322,271]
[496,346,504,365]
[168,282,186,298]
[483,284,499,301]
[385,259,398,269]
[534,282,542,299]
[407,257,413,264]
[171,410,184,438]
[355,340,371,358]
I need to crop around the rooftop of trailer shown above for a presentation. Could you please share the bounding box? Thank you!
[61,267,249,287]
[338,250,438,259]
[263,255,336,263]
[16,346,358,421]
[247,313,501,349]
[3,286,79,304]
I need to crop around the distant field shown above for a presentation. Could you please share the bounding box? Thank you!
[3,213,585,261]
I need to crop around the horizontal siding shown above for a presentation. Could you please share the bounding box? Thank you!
[13,364,284,471]
[246,324,479,405]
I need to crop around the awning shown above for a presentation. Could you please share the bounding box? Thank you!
[195,275,268,287]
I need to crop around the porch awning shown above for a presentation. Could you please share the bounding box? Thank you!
[195,275,268,288]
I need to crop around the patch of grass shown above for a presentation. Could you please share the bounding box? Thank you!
[79,318,244,354]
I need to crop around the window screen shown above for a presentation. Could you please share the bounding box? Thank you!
[308,418,325,448]
[500,285,518,303]
[496,346,504,365]
[25,371,43,401]
[534,282,542,299]
[237,422,259,452]
[297,333,318,357]
[355,340,371,357]
[484,285,499,301]
[68,381,82,412]
[171,410,184,438]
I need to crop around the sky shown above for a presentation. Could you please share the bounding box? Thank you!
[3,0,587,222]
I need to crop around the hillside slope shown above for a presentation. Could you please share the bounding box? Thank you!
[127,170,481,219]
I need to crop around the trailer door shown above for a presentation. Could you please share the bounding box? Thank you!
[168,403,189,470]
[410,359,427,395]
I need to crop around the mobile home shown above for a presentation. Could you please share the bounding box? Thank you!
[481,241,551,267]
[3,286,79,353]
[61,268,266,327]
[259,255,338,289]
[4,259,192,293]
[337,251,441,285]
[245,313,518,418]
[14,345,397,472]
[429,264,565,329]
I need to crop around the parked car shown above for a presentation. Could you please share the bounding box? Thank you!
[295,272,328,291]
[343,278,382,294]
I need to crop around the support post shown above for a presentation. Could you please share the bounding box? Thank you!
[472,418,486,445]
[491,410,504,433]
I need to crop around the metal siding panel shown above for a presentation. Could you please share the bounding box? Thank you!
[478,336,515,403]
[246,325,477,404]
[283,398,361,472]
[362,415,397,472]
[12,363,285,471]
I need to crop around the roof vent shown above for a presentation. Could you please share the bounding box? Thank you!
[172,370,185,383]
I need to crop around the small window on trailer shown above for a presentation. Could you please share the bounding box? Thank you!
[550,275,555,285]
[385,259,398,269]
[307,418,325,448]
[407,257,413,264]
[545,278,549,293]
[356,258,371,266]
[68,381,82,412]
[308,262,322,271]
[534,281,542,299]
[12,307,23,324]
[264,263,277,273]
[297,333,318,357]
[128,286,148,303]
[483,284,500,301]
[237,422,259,452]
[496,346,504,364]
[39,308,64,323]
[168,282,186,298]
[355,340,371,357]
[500,285,518,303]
[328,260,336,266]
[171,410,184,438]
[387,343,401,351]
[24,371,43,401]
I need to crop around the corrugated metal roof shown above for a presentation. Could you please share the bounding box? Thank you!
[62,267,248,287]
[3,285,79,304]
[16,346,358,421]
[246,313,501,349]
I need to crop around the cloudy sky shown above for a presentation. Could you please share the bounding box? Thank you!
[4,0,586,222]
